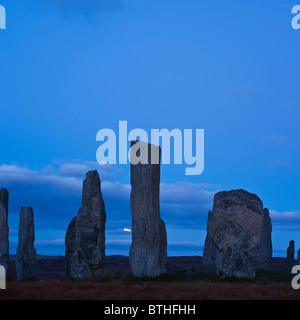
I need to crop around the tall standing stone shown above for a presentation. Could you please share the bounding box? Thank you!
[257,208,273,270]
[16,207,36,281]
[203,189,271,278]
[69,170,106,280]
[287,240,295,274]
[65,217,76,279]
[0,189,9,272]
[202,210,217,272]
[129,141,168,278]
[0,189,8,214]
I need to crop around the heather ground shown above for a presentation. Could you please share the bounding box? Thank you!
[1,277,299,300]
[1,256,298,300]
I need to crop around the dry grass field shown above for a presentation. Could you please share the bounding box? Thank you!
[1,256,299,300]
[1,279,299,300]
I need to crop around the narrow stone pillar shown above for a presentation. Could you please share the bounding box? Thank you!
[129,141,168,278]
[65,217,76,279]
[257,208,273,270]
[287,240,295,274]
[16,207,36,281]
[0,189,9,272]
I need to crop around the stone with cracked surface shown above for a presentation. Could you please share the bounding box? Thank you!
[0,189,9,272]
[129,141,168,278]
[69,170,106,280]
[16,206,36,281]
[203,189,272,278]
[257,208,272,270]
[287,240,295,274]
[65,216,76,278]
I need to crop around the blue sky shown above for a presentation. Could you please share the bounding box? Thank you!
[0,0,300,257]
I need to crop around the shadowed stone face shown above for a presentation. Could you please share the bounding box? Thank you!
[257,208,272,270]
[16,207,36,281]
[65,216,76,278]
[129,141,168,278]
[0,189,8,215]
[287,240,295,274]
[68,170,106,280]
[0,189,9,272]
[203,189,272,278]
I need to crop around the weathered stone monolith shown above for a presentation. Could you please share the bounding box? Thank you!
[65,217,76,278]
[69,170,106,280]
[129,141,168,278]
[16,207,36,281]
[0,189,9,272]
[202,210,217,273]
[257,208,273,270]
[287,240,295,274]
[0,189,8,214]
[203,189,271,278]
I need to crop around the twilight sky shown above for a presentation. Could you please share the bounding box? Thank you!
[0,0,300,257]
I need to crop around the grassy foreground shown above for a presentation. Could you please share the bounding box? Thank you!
[1,270,299,300]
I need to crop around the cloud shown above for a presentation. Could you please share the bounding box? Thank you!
[270,210,300,222]
[263,136,288,144]
[55,160,123,180]
[0,161,126,232]
[58,163,91,178]
[161,182,219,203]
[262,135,300,145]
[0,164,81,195]
[160,182,217,229]
[270,210,300,231]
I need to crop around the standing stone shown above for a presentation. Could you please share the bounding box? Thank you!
[202,210,217,273]
[16,207,36,281]
[0,189,8,214]
[69,170,106,280]
[0,189,9,272]
[65,217,76,278]
[129,141,168,278]
[287,240,295,274]
[257,208,273,270]
[203,189,270,278]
